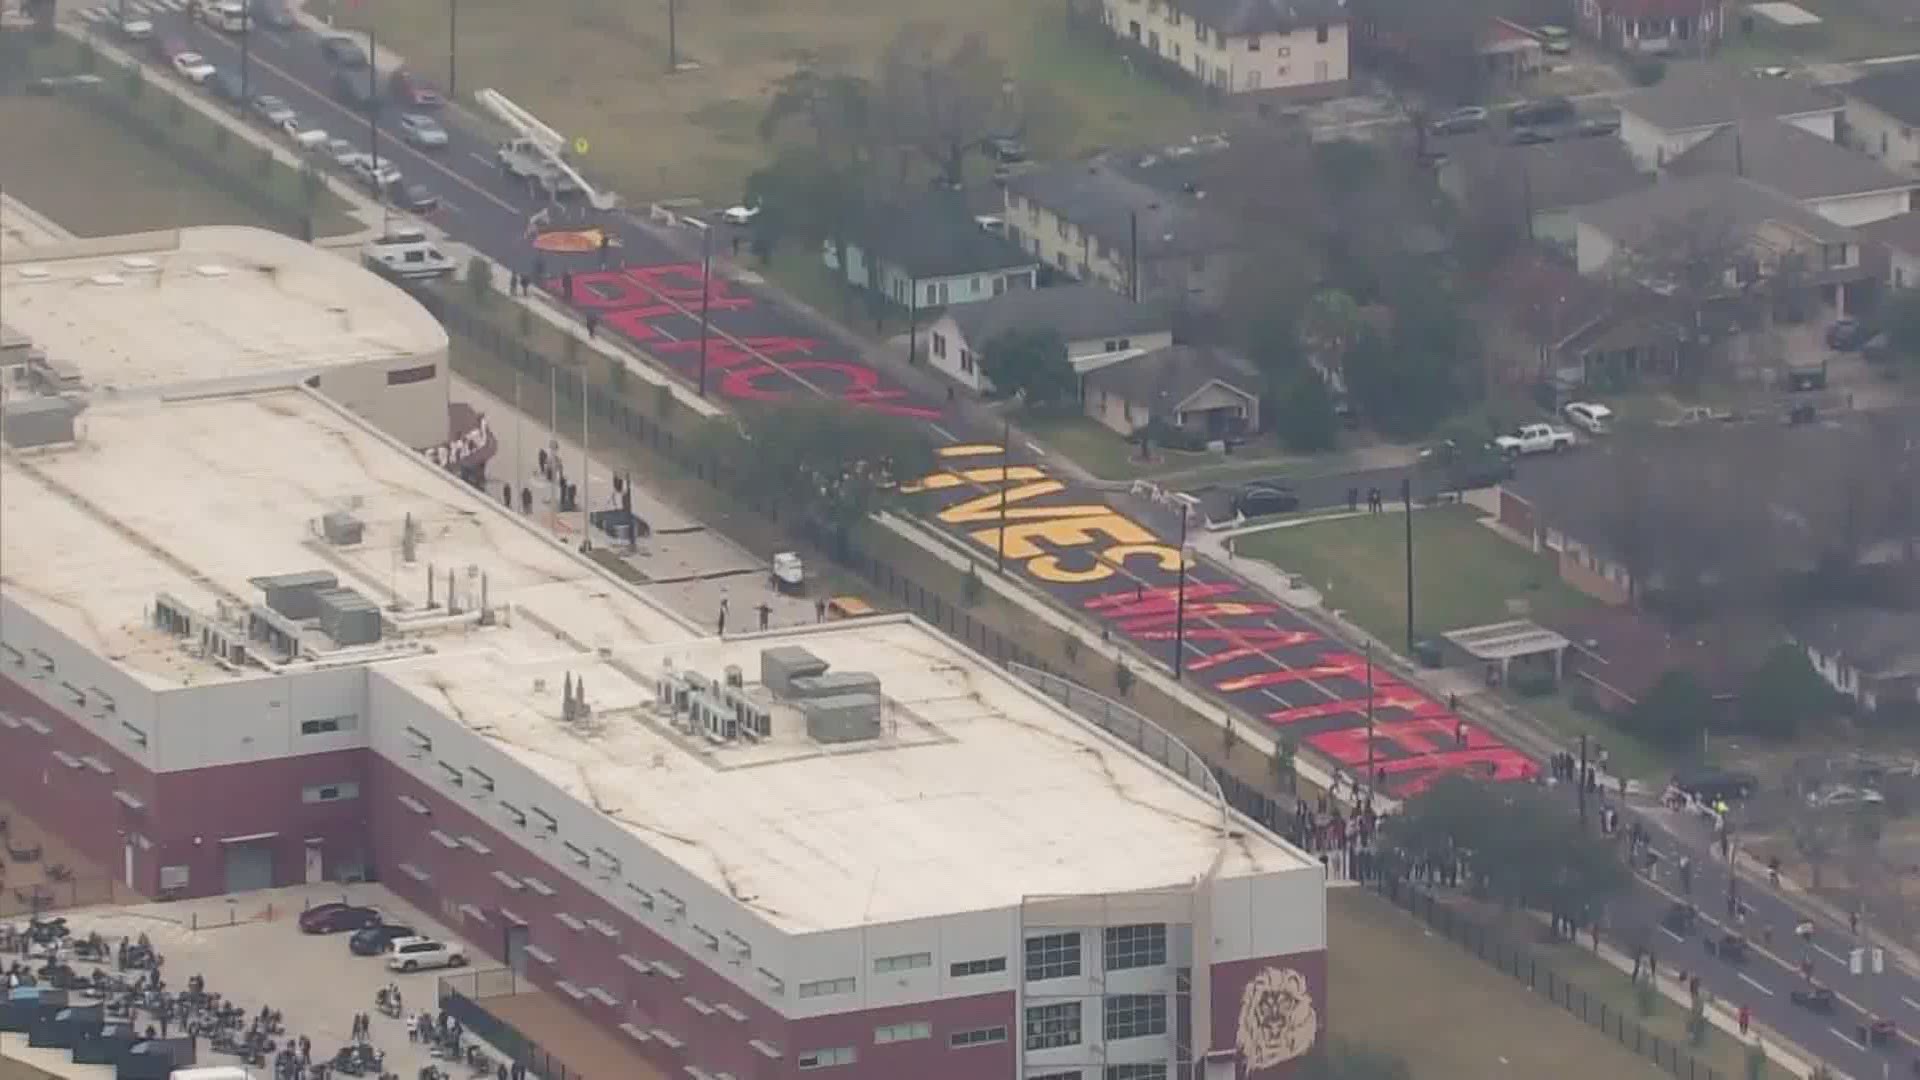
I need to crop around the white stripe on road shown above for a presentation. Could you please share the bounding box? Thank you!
[929,424,958,443]
[1831,1026,1867,1051]
[1025,441,1046,457]
[1659,926,1686,943]
[1738,973,1774,997]
[1815,944,1848,965]
[163,0,186,9]
[469,152,495,169]
[80,8,106,20]
[1905,995,1920,1011]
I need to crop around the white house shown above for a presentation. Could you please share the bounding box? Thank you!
[1097,0,1350,98]
[1841,65,1920,175]
[925,284,1173,393]
[1861,211,1920,290]
[1615,67,1841,172]
[1661,117,1919,228]
[824,194,1039,311]
[1795,609,1920,714]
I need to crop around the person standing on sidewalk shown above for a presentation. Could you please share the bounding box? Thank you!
[1737,1004,1750,1037]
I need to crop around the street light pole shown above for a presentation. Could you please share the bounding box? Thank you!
[1364,640,1375,807]
[447,0,458,100]
[366,27,380,172]
[666,0,678,72]
[1172,504,1190,679]
[696,223,713,397]
[1402,476,1415,651]
[240,4,251,98]
[996,419,1011,573]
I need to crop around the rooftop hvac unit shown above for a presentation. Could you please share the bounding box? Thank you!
[250,570,339,620]
[787,671,880,701]
[1,395,85,449]
[321,510,365,547]
[801,693,882,744]
[316,588,382,647]
[761,647,828,697]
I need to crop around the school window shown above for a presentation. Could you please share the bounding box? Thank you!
[1024,1001,1082,1051]
[1025,931,1081,981]
[798,977,856,999]
[386,364,437,386]
[960,349,974,374]
[1248,35,1261,50]
[874,951,932,974]
[938,282,950,304]
[1104,994,1168,1041]
[932,333,948,360]
[1247,70,1262,90]
[1104,924,1167,971]
[971,276,982,293]
[1031,1074,1082,1080]
[948,1025,1007,1049]
[301,781,360,804]
[797,1047,856,1070]
[924,283,937,306]
[949,956,1006,978]
[873,1021,931,1044]
[300,714,359,736]
[1106,1064,1168,1080]
[1315,22,1329,42]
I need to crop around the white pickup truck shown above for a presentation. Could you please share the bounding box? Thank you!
[361,228,453,283]
[1493,422,1576,457]
[497,137,579,197]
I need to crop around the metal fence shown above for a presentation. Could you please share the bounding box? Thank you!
[0,876,121,918]
[1373,878,1728,1080]
[439,969,587,1080]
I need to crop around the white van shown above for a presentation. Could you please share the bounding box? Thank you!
[192,0,248,33]
[361,228,453,282]
[170,1067,257,1080]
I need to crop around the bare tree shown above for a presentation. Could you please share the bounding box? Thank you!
[874,24,1018,188]
[1617,208,1751,381]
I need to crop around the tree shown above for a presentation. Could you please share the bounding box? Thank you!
[1272,367,1339,453]
[693,400,937,560]
[1738,645,1836,739]
[1351,0,1499,106]
[1617,207,1749,381]
[1791,809,1838,889]
[743,146,865,270]
[1298,289,1367,365]
[1884,288,1920,361]
[979,328,1076,408]
[1621,670,1712,750]
[873,25,1018,189]
[760,67,878,172]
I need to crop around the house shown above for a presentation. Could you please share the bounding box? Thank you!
[1859,210,1920,288]
[1479,18,1546,84]
[1438,136,1650,254]
[1003,161,1242,308]
[1840,63,1920,174]
[1548,607,1742,715]
[1478,250,1682,388]
[1573,173,1872,316]
[1615,68,1840,171]
[824,194,1039,311]
[1794,608,1920,712]
[1082,345,1261,439]
[1096,0,1351,98]
[1661,117,1919,227]
[923,284,1174,393]
[1576,0,1728,54]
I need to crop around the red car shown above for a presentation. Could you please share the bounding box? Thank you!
[298,902,381,934]
[387,70,446,110]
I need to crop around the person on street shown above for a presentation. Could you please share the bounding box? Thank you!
[1768,855,1781,888]
[1737,1004,1750,1037]
[1851,909,1860,936]
[757,602,771,631]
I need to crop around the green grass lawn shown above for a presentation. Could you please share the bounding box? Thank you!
[1237,503,1596,643]
[1719,0,1920,62]
[1018,411,1307,482]
[1506,686,1673,784]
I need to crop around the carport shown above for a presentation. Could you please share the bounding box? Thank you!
[1443,619,1571,686]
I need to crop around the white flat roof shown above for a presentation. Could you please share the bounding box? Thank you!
[0,225,446,395]
[0,388,695,688]
[0,193,70,254]
[378,618,1308,932]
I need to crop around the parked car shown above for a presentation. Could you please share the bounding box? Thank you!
[250,94,296,126]
[1826,317,1876,351]
[720,204,760,225]
[396,112,448,149]
[349,924,417,956]
[1671,768,1758,804]
[385,937,468,973]
[1417,438,1514,491]
[332,69,380,113]
[117,14,154,40]
[351,156,403,192]
[1509,128,1556,146]
[1429,105,1489,135]
[1509,96,1575,127]
[297,902,381,935]
[326,138,365,169]
[320,35,370,69]
[1493,422,1576,456]
[282,120,329,152]
[1536,25,1572,54]
[388,69,446,109]
[1231,485,1300,519]
[1560,401,1614,435]
[1574,116,1620,138]
[172,51,217,84]
[252,0,295,30]
[392,183,440,214]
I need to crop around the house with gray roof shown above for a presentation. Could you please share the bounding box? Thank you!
[1003,161,1243,308]
[1841,63,1920,173]
[825,193,1039,312]
[923,284,1174,393]
[1795,608,1920,713]
[1616,67,1840,171]
[1859,210,1920,289]
[1662,117,1918,227]
[1438,136,1649,255]
[1083,345,1261,440]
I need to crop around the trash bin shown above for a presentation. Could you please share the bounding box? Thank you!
[1412,639,1443,668]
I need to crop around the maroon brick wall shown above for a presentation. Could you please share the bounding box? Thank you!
[0,674,153,886]
[146,750,371,896]
[1496,487,1536,546]
[1208,949,1330,1079]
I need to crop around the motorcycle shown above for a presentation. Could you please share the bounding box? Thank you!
[374,986,404,1019]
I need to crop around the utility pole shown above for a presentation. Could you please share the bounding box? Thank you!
[240,3,251,99]
[1402,476,1415,652]
[1364,641,1375,807]
[580,365,590,549]
[1172,504,1191,679]
[1128,210,1139,302]
[666,0,679,72]
[907,279,919,365]
[696,223,713,397]
[996,419,1012,573]
[447,0,459,100]
[366,27,380,172]
[1577,733,1588,825]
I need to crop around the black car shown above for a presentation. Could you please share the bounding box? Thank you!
[252,0,295,30]
[332,69,380,114]
[348,923,416,956]
[1826,317,1875,351]
[1231,485,1300,518]
[1671,768,1758,804]
[1509,96,1575,127]
[320,35,370,69]
[1509,128,1556,146]
[393,183,439,213]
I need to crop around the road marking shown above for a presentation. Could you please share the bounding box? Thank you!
[1830,1026,1867,1051]
[1904,996,1920,1011]
[1025,441,1046,457]
[929,424,958,443]
[1815,944,1848,965]
[1738,973,1774,997]
[1660,926,1686,943]
[469,152,495,169]
[81,7,106,20]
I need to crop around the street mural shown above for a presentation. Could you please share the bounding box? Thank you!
[551,261,1539,795]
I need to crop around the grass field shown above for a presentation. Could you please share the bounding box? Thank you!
[1718,0,1920,63]
[1328,888,1672,1080]
[1237,503,1596,645]
[315,0,1210,203]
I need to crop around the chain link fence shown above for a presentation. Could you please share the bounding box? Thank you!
[439,969,587,1080]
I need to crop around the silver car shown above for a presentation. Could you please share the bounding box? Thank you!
[397,113,448,149]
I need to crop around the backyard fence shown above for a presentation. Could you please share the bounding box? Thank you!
[439,968,587,1080]
[1374,878,1729,1080]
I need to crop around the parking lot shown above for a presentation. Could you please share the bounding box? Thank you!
[2,883,509,1080]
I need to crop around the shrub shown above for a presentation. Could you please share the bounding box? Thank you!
[1630,57,1667,86]
[464,256,494,303]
